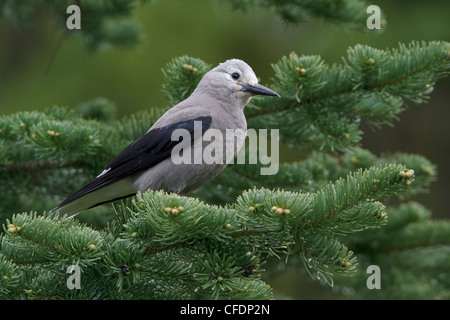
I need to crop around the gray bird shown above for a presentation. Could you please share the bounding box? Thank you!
[52,59,280,217]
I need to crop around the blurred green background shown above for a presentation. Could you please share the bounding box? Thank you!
[0,0,449,298]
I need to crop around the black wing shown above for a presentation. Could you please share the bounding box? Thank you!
[55,116,212,208]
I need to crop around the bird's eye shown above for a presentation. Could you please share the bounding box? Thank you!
[231,72,240,80]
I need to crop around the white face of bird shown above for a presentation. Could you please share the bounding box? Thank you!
[204,59,280,107]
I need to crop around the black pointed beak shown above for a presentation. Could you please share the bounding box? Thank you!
[242,83,280,97]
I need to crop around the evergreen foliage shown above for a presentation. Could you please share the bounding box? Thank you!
[340,201,450,299]
[0,1,449,300]
[0,0,152,50]
[226,0,374,30]
[0,0,374,51]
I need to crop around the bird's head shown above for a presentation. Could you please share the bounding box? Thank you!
[196,59,280,107]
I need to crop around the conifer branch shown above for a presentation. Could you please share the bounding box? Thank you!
[0,29,448,297]
[2,159,83,173]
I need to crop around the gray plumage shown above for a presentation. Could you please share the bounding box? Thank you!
[52,59,280,217]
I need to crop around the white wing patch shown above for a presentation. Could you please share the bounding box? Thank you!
[97,168,111,178]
